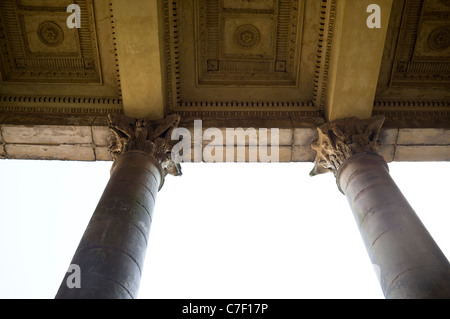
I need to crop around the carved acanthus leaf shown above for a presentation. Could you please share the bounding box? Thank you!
[310,116,385,177]
[107,113,182,176]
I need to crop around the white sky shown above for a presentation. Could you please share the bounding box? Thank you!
[0,159,448,299]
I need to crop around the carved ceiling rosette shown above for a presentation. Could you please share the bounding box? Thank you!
[310,116,385,177]
[107,114,182,176]
[428,26,450,52]
[37,21,64,47]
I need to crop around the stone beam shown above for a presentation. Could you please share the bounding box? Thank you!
[1,119,450,162]
[319,0,392,121]
[112,0,165,120]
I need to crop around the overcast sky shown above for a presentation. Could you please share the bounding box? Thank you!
[0,159,448,299]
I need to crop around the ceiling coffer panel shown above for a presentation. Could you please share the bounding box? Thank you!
[196,0,300,85]
[163,0,319,114]
[390,0,450,87]
[0,0,101,84]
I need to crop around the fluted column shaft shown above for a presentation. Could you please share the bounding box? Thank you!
[337,152,450,299]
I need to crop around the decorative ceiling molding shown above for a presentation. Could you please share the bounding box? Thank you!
[0,0,101,83]
[373,99,450,108]
[172,109,323,119]
[196,0,301,85]
[0,95,122,104]
[0,105,122,115]
[312,0,336,110]
[390,0,450,86]
[162,0,315,114]
[0,0,447,124]
[0,0,123,116]
[161,0,178,113]
[108,1,122,98]
[176,99,314,108]
[0,94,123,114]
[373,100,450,124]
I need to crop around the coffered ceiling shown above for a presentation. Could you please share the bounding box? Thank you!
[162,0,319,116]
[0,0,121,114]
[376,0,450,98]
[0,0,100,83]
[0,0,448,125]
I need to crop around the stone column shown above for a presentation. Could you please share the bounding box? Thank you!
[310,116,450,299]
[55,114,182,299]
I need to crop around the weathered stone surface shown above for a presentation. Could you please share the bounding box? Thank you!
[397,128,450,145]
[95,147,113,161]
[378,127,397,163]
[201,128,290,146]
[201,145,290,162]
[379,128,398,145]
[395,145,450,161]
[92,126,112,146]
[293,128,317,146]
[2,125,92,144]
[0,127,4,159]
[112,0,164,119]
[0,132,5,159]
[290,117,326,128]
[0,122,448,162]
[197,118,294,130]
[278,129,292,145]
[378,144,395,163]
[320,0,392,121]
[92,116,110,127]
[0,114,9,124]
[0,114,97,126]
[5,144,95,161]
[292,146,316,162]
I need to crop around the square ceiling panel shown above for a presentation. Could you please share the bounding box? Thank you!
[196,0,299,85]
[389,0,450,87]
[163,0,320,114]
[0,0,101,83]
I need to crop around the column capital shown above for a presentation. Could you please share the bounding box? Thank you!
[310,116,385,177]
[107,113,182,177]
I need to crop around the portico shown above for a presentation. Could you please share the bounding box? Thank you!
[0,0,449,298]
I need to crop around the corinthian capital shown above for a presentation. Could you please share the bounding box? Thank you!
[107,113,182,176]
[310,116,385,176]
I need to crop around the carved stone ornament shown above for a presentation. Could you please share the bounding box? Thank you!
[428,26,450,52]
[234,24,260,48]
[108,113,182,176]
[37,21,64,47]
[310,116,385,177]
